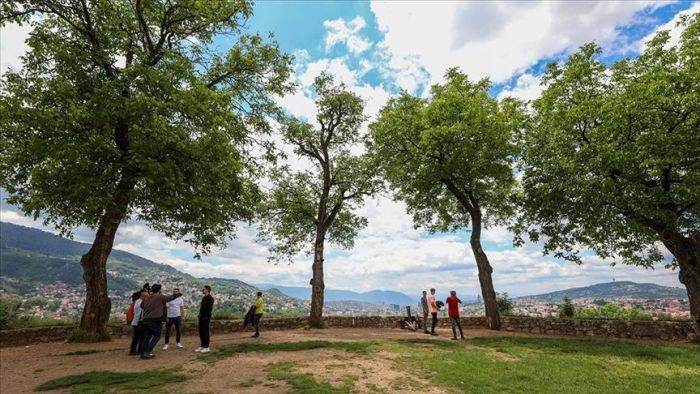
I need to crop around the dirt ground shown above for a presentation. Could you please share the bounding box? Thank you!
[1,326,663,393]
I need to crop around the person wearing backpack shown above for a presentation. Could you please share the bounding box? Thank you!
[128,289,148,355]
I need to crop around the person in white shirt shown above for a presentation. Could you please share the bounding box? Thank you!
[163,287,185,350]
[129,289,147,356]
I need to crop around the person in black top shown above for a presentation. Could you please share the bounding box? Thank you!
[195,285,214,353]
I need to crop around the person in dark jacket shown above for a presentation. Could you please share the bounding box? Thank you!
[195,285,214,353]
[139,284,182,359]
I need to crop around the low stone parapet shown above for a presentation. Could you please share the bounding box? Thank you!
[1,316,696,347]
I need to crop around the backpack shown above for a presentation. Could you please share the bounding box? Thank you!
[126,301,135,325]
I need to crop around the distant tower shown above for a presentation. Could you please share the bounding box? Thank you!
[612,265,616,282]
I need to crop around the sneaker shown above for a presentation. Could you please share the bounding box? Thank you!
[194,347,203,352]
[451,337,458,340]
[140,354,153,359]
[199,348,210,353]
[176,343,184,349]
[431,333,438,336]
[162,344,169,350]
[252,333,259,338]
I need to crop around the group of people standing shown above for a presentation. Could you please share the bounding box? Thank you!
[420,288,465,340]
[127,283,214,359]
[126,284,266,359]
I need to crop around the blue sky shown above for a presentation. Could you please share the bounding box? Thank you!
[1,1,699,298]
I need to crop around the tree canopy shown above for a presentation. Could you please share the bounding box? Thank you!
[516,14,700,325]
[369,69,526,329]
[0,0,293,333]
[257,74,380,327]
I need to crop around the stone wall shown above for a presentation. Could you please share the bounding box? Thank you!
[1,316,695,347]
[502,316,697,341]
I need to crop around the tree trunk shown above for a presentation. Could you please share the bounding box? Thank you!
[79,187,131,334]
[309,230,326,328]
[659,230,700,334]
[470,212,501,330]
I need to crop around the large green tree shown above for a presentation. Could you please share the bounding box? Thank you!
[369,69,525,330]
[0,0,292,334]
[258,74,380,328]
[516,15,700,327]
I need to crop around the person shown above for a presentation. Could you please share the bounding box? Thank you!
[128,289,147,355]
[139,284,182,359]
[163,287,185,350]
[429,288,439,336]
[195,285,214,353]
[252,291,264,338]
[420,290,430,334]
[446,290,464,340]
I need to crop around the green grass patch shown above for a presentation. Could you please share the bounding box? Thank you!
[200,340,377,361]
[239,378,262,387]
[56,349,102,356]
[65,330,111,343]
[268,361,354,393]
[395,336,700,394]
[36,369,187,393]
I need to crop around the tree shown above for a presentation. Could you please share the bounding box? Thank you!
[369,69,526,330]
[0,0,293,334]
[257,74,380,328]
[496,292,513,316]
[560,297,575,318]
[516,15,700,329]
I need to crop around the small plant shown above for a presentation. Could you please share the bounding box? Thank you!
[496,292,513,316]
[0,297,22,329]
[559,297,575,318]
[66,330,111,343]
[212,308,238,320]
[57,349,102,356]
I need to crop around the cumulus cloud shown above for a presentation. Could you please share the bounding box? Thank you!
[370,1,661,84]
[636,1,700,50]
[497,73,545,102]
[323,16,372,55]
[0,22,32,76]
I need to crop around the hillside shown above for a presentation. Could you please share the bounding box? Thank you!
[0,222,307,316]
[517,281,688,304]
[256,284,416,306]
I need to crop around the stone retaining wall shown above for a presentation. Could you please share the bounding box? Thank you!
[0,316,695,347]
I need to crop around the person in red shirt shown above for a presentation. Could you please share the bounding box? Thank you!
[446,290,464,340]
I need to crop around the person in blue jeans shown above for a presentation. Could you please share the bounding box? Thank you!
[163,287,186,350]
[139,284,182,359]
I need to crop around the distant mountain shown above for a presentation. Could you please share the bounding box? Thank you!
[517,281,688,304]
[0,222,307,314]
[256,284,416,306]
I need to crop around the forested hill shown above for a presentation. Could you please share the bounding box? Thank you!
[0,222,306,313]
[518,281,688,303]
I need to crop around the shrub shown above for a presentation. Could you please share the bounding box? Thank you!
[212,308,237,320]
[496,292,513,316]
[0,297,22,329]
[574,303,651,320]
[66,330,111,343]
[559,297,575,318]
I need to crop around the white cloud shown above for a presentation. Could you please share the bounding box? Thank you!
[323,16,372,55]
[371,1,661,84]
[497,73,545,101]
[637,2,700,50]
[0,23,32,76]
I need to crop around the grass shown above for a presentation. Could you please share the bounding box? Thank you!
[56,349,102,356]
[36,369,187,393]
[267,361,354,393]
[65,329,111,343]
[200,340,377,361]
[397,336,700,394]
[239,378,262,387]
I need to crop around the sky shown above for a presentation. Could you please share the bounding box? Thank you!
[1,1,699,298]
